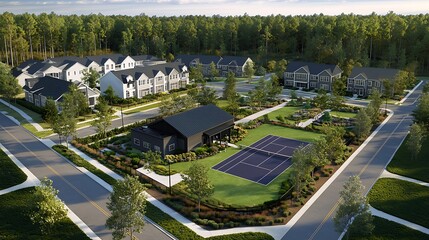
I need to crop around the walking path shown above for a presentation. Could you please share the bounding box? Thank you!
[235,102,288,124]
[297,109,331,128]
[0,99,44,131]
[0,142,100,240]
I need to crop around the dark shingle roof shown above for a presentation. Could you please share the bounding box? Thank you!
[286,61,342,76]
[17,59,38,70]
[162,104,234,138]
[218,56,249,66]
[175,54,221,66]
[349,67,400,80]
[112,62,186,83]
[11,68,24,78]
[86,54,126,65]
[23,76,72,100]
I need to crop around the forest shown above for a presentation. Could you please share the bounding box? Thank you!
[1,11,429,74]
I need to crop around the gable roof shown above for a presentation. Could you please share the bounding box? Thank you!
[23,76,72,100]
[286,61,342,76]
[175,54,222,66]
[349,67,400,80]
[86,54,126,65]
[112,62,187,83]
[218,56,250,66]
[161,104,234,138]
[17,59,38,70]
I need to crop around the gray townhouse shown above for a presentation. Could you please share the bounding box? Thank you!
[284,61,343,91]
[347,67,401,97]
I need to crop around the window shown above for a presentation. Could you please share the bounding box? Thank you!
[74,71,76,75]
[310,75,318,80]
[143,141,150,149]
[285,72,294,78]
[368,81,372,87]
[106,65,109,70]
[68,72,70,76]
[310,82,317,87]
[133,138,140,146]
[348,78,354,84]
[154,145,161,152]
[355,79,365,86]
[295,73,308,81]
[320,76,330,82]
[375,81,380,87]
[111,64,114,69]
[169,143,175,152]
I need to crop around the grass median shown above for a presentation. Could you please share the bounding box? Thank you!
[0,187,90,240]
[349,216,429,240]
[387,136,429,182]
[0,148,27,190]
[368,178,429,229]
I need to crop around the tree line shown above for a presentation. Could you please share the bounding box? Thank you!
[1,12,429,73]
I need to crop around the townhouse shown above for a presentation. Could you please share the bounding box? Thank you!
[284,61,343,91]
[99,62,189,99]
[347,67,401,97]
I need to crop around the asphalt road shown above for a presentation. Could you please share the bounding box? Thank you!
[281,83,423,240]
[0,113,171,240]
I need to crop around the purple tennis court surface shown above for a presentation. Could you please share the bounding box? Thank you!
[212,135,309,185]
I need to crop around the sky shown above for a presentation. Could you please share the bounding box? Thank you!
[1,0,429,16]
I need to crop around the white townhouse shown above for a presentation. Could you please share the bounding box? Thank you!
[100,62,189,99]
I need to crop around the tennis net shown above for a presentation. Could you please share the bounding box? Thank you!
[238,144,292,159]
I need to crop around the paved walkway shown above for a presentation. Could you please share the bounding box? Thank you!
[0,99,44,131]
[235,102,288,124]
[0,142,100,240]
[297,109,330,128]
[137,168,184,187]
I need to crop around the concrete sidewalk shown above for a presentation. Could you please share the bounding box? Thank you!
[0,99,44,131]
[235,102,288,124]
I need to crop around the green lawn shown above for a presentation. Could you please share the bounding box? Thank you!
[216,100,229,108]
[0,187,89,240]
[171,124,323,206]
[387,136,429,182]
[0,148,27,190]
[8,101,51,129]
[266,106,302,122]
[349,216,429,240]
[123,102,161,115]
[368,178,429,229]
[329,111,357,119]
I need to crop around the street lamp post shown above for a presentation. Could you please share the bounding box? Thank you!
[120,105,124,129]
[168,160,172,195]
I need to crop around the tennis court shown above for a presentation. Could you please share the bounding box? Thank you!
[212,135,309,185]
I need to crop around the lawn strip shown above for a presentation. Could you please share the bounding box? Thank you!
[368,178,429,229]
[0,187,89,240]
[123,102,161,115]
[387,136,429,182]
[349,216,429,240]
[52,145,118,186]
[0,148,27,190]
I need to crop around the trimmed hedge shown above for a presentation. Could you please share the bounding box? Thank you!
[52,145,117,186]
[16,98,44,114]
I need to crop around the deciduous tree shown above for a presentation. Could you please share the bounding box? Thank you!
[412,93,429,126]
[42,98,58,124]
[30,177,68,235]
[209,62,219,81]
[0,62,22,104]
[106,175,147,240]
[92,98,113,139]
[82,68,100,88]
[334,175,373,239]
[406,123,425,160]
[181,162,214,212]
[354,109,372,140]
[243,60,255,82]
